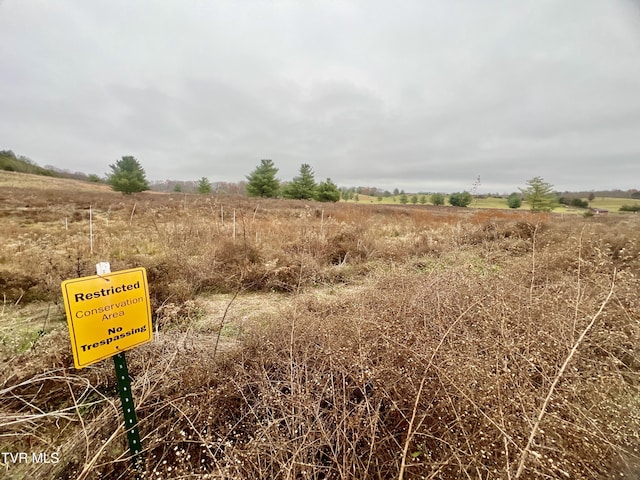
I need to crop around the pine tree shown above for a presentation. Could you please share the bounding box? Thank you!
[520,177,557,212]
[246,159,280,197]
[507,192,522,209]
[315,178,340,202]
[107,156,150,194]
[449,191,472,207]
[431,193,445,206]
[198,177,212,194]
[282,164,317,200]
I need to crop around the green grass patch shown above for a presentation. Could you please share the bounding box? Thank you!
[590,197,640,211]
[0,304,64,357]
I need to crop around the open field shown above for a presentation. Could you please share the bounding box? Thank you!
[1,171,639,479]
[345,192,640,212]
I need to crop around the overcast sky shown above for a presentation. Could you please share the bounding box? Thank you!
[1,1,639,193]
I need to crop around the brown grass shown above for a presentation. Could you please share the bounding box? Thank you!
[1,173,639,479]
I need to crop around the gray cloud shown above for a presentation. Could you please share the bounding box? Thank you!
[1,0,639,193]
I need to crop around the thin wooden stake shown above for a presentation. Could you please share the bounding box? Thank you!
[89,206,93,255]
[129,203,137,226]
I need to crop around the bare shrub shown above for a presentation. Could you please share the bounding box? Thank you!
[325,225,375,265]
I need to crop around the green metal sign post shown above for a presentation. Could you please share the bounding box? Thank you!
[113,351,144,474]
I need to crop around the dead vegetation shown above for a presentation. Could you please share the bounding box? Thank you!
[1,172,639,479]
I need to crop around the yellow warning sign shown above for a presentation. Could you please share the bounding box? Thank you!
[61,267,152,369]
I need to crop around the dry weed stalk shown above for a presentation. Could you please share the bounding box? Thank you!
[398,298,485,480]
[514,269,617,478]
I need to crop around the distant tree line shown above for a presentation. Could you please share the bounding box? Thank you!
[0,150,56,176]
[149,179,247,195]
[5,149,640,208]
[558,189,640,199]
[558,197,589,209]
[619,204,640,212]
[1,149,104,183]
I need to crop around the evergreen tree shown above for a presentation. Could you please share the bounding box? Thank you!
[520,176,557,212]
[419,195,427,204]
[246,159,280,197]
[315,178,340,202]
[570,198,589,208]
[431,193,445,206]
[449,191,472,207]
[399,193,408,204]
[507,192,522,209]
[410,194,418,204]
[198,177,212,194]
[282,163,317,200]
[107,156,150,194]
